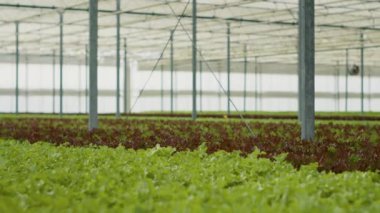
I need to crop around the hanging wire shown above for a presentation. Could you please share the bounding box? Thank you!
[127,0,255,138]
[128,0,191,113]
[166,3,256,138]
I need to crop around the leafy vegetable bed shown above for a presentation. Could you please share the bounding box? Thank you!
[121,112,380,121]
[0,117,379,173]
[0,140,379,212]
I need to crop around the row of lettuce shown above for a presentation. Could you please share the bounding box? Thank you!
[0,117,379,172]
[1,140,379,212]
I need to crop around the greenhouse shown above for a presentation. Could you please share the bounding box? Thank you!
[0,0,380,212]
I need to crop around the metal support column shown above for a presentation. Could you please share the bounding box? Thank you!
[345,49,348,112]
[368,69,371,111]
[25,56,28,113]
[335,61,340,111]
[243,45,247,112]
[170,30,174,114]
[298,47,302,122]
[298,0,315,141]
[161,64,164,112]
[78,60,82,113]
[15,21,19,114]
[174,70,178,110]
[199,60,203,112]
[85,45,89,114]
[218,62,221,111]
[254,56,258,111]
[227,23,231,115]
[360,32,364,114]
[259,60,263,110]
[59,11,64,117]
[89,0,98,130]
[53,50,56,113]
[192,0,197,120]
[123,38,128,114]
[116,0,121,118]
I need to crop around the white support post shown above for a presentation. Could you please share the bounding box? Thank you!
[360,32,364,114]
[227,23,231,115]
[116,0,121,118]
[59,11,64,117]
[192,0,197,120]
[15,21,19,114]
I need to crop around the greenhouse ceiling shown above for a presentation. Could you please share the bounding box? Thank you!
[0,0,379,69]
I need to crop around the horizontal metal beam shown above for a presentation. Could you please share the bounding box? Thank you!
[1,3,380,32]
[0,89,377,99]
